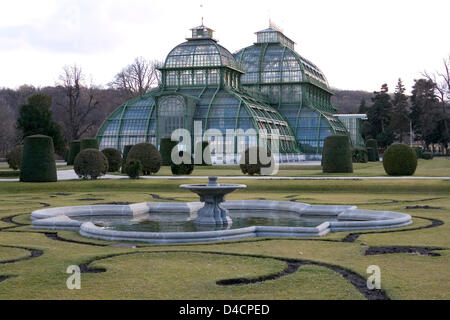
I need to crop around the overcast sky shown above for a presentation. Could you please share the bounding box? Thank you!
[0,0,448,93]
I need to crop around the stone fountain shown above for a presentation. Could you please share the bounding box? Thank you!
[180,176,246,226]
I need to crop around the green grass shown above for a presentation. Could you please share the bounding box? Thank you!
[0,169,449,300]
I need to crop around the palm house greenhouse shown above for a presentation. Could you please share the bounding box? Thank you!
[97,24,355,162]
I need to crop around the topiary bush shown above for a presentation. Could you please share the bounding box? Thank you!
[67,140,81,165]
[382,143,417,176]
[160,137,178,166]
[413,147,423,159]
[366,139,379,162]
[322,135,353,173]
[20,135,57,182]
[351,147,368,163]
[6,145,23,170]
[125,159,143,179]
[74,149,108,180]
[126,142,162,175]
[121,145,134,173]
[422,152,433,160]
[170,151,194,175]
[239,146,274,176]
[101,148,122,172]
[80,138,99,151]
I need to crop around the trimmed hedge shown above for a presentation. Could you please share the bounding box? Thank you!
[125,159,143,179]
[413,147,423,159]
[322,135,353,173]
[20,135,57,182]
[383,143,417,176]
[160,138,178,166]
[121,145,134,173]
[6,145,23,170]
[67,140,81,165]
[422,152,433,160]
[366,139,379,161]
[101,148,122,172]
[170,151,194,175]
[74,149,108,180]
[352,147,368,163]
[126,143,162,175]
[80,138,99,151]
[240,146,274,176]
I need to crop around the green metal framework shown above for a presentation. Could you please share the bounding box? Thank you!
[234,27,348,155]
[97,25,299,157]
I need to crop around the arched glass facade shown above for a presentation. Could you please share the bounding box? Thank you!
[234,27,348,156]
[97,24,351,161]
[97,25,300,163]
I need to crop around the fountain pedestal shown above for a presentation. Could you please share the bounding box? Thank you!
[180,177,246,225]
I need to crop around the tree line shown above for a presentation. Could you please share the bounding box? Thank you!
[0,58,161,157]
[359,56,449,153]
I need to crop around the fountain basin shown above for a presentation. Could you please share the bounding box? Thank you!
[31,200,412,244]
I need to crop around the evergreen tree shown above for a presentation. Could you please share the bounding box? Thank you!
[390,79,410,143]
[410,79,440,149]
[367,84,393,147]
[17,94,66,154]
[358,98,368,114]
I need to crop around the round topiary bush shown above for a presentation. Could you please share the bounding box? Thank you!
[6,145,23,170]
[422,152,433,160]
[160,137,178,166]
[382,143,417,176]
[366,139,379,162]
[74,149,108,180]
[101,148,122,172]
[170,151,194,175]
[126,143,162,175]
[121,145,134,173]
[20,135,57,182]
[125,159,143,179]
[322,135,353,173]
[239,146,274,176]
[80,138,99,151]
[67,140,81,165]
[351,147,368,163]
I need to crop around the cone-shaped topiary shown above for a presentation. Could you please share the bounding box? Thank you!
[101,148,122,172]
[6,145,23,170]
[126,142,162,175]
[170,151,194,175]
[383,144,417,176]
[80,138,99,151]
[74,148,108,180]
[322,135,353,173]
[67,140,81,165]
[20,135,57,182]
[366,139,379,162]
[239,146,274,176]
[121,145,133,173]
[160,137,178,166]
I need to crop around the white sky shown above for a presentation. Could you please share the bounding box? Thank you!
[0,0,448,93]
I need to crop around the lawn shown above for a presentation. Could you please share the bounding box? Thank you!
[0,163,449,300]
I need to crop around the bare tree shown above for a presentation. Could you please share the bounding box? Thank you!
[58,65,100,142]
[423,55,450,151]
[108,57,162,98]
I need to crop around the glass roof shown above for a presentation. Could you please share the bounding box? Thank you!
[163,25,242,72]
[234,37,330,90]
